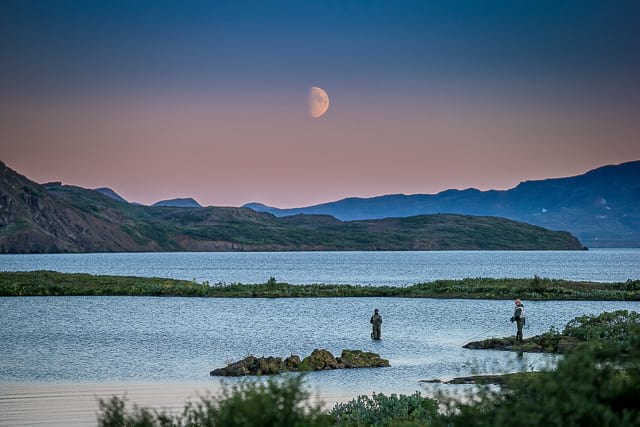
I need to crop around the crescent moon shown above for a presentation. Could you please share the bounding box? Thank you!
[309,86,330,118]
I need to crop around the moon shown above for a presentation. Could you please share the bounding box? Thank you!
[309,86,330,118]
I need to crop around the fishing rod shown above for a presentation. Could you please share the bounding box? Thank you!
[465,318,512,343]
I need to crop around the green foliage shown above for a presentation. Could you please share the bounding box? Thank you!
[266,277,277,287]
[95,312,640,427]
[563,310,640,347]
[1,271,639,300]
[331,392,439,426]
[440,330,640,427]
[97,376,332,427]
[466,311,640,354]
[13,174,587,252]
[539,326,565,348]
[410,276,639,300]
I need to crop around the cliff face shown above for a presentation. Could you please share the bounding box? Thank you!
[0,161,160,253]
[0,161,584,253]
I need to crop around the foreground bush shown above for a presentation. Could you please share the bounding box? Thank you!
[97,376,332,427]
[464,310,640,354]
[441,327,640,427]
[97,312,640,427]
[330,392,438,426]
[97,378,440,427]
[563,310,640,346]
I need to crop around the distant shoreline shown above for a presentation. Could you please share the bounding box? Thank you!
[1,271,638,300]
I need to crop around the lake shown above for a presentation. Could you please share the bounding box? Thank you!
[1,250,639,426]
[1,249,639,285]
[1,297,639,426]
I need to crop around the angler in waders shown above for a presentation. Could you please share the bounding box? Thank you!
[370,309,382,340]
[510,299,526,343]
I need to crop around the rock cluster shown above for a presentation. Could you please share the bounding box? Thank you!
[463,335,579,354]
[420,372,536,386]
[210,349,390,376]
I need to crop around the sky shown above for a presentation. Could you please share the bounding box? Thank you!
[1,0,639,208]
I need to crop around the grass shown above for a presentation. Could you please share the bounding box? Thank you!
[1,271,639,300]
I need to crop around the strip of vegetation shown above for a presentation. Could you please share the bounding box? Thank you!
[1,271,639,300]
[464,310,640,353]
[439,317,640,427]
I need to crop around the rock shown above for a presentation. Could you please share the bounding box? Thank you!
[210,349,390,376]
[463,337,517,350]
[556,337,581,353]
[209,356,255,376]
[338,349,390,368]
[209,355,286,376]
[300,349,341,371]
[463,334,581,354]
[420,372,540,386]
[284,355,301,370]
[255,356,286,375]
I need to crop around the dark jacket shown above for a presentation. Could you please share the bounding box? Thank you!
[370,314,382,326]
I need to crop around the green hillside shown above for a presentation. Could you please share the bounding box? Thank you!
[1,161,584,253]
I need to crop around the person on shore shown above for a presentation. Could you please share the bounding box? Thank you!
[370,309,383,340]
[510,299,526,343]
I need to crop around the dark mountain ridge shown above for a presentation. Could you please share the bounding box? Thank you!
[94,187,128,203]
[0,161,583,253]
[152,198,202,208]
[245,161,640,247]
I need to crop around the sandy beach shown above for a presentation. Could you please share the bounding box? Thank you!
[0,380,358,426]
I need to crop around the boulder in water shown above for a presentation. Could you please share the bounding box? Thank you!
[210,349,390,376]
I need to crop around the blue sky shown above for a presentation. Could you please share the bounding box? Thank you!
[1,0,639,206]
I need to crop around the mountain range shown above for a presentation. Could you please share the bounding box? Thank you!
[244,161,640,248]
[94,188,202,208]
[0,161,583,253]
[152,198,202,208]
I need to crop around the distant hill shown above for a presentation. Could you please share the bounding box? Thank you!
[152,198,202,208]
[0,163,161,253]
[244,161,640,248]
[94,187,128,203]
[0,161,583,253]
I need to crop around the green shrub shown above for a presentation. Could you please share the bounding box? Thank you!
[97,376,332,427]
[536,325,563,351]
[439,328,640,427]
[331,392,439,426]
[266,277,277,287]
[562,310,640,347]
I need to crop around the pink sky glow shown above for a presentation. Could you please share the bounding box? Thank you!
[2,89,639,208]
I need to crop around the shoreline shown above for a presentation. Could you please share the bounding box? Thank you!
[0,379,398,427]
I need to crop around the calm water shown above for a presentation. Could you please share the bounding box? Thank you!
[1,297,639,424]
[2,296,639,385]
[1,250,639,425]
[1,249,639,285]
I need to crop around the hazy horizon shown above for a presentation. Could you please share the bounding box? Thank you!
[3,157,638,208]
[2,1,639,208]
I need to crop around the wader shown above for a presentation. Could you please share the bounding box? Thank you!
[370,314,382,340]
[516,318,524,343]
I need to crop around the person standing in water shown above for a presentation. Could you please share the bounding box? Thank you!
[370,309,383,340]
[510,299,526,343]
